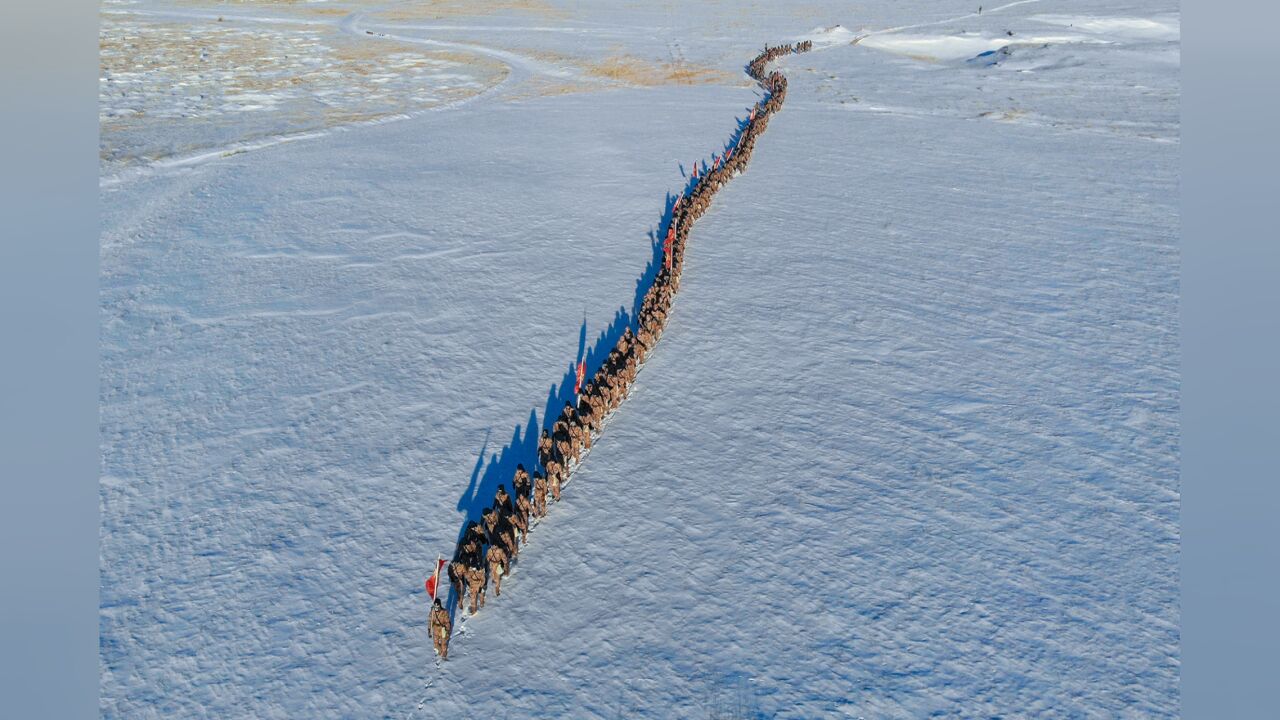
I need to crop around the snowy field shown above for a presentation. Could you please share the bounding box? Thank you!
[100,0,1179,717]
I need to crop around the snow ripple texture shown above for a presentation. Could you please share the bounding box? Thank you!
[100,1,1179,718]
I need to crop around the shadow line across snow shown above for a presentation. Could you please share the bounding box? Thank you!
[437,39,812,629]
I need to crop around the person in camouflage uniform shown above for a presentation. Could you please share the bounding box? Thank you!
[481,507,500,545]
[533,471,548,517]
[486,540,508,597]
[493,484,513,517]
[544,456,563,496]
[513,463,531,499]
[465,562,486,615]
[448,558,466,602]
[462,520,485,553]
[495,511,519,558]
[548,462,562,502]
[515,491,533,533]
[429,598,452,660]
[538,428,554,468]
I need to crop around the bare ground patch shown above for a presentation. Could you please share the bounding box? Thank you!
[584,54,738,86]
[100,13,506,169]
[370,0,568,22]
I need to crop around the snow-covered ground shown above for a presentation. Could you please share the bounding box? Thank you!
[100,1,1179,717]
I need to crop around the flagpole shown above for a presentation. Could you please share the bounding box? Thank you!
[430,554,442,603]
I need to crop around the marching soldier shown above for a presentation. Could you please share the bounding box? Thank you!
[487,540,509,597]
[482,507,500,542]
[494,484,513,516]
[494,511,519,558]
[545,456,563,492]
[510,494,530,541]
[465,563,487,614]
[448,558,466,602]
[516,491,533,528]
[549,463,562,502]
[552,404,571,440]
[462,520,485,558]
[513,463,531,499]
[429,599,452,660]
[533,471,548,517]
[569,412,591,456]
[576,393,595,441]
[538,428,555,467]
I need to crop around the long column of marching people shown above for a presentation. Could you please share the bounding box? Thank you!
[429,40,812,661]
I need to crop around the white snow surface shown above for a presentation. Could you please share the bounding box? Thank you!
[100,0,1179,717]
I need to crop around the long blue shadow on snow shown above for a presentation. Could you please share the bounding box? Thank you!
[442,195,677,615]
[441,108,764,616]
[677,107,760,194]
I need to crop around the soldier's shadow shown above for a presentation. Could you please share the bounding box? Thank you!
[677,112,756,201]
[442,99,760,614]
[444,193,681,617]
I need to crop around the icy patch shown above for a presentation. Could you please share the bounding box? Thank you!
[859,31,1106,62]
[801,24,859,48]
[1030,14,1180,41]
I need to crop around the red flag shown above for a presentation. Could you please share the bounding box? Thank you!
[714,154,722,170]
[693,163,699,179]
[574,360,586,394]
[750,106,757,120]
[425,557,447,601]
